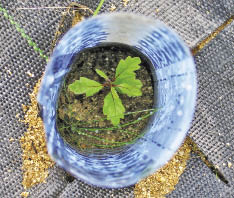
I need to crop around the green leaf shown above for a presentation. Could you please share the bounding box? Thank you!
[103,87,125,126]
[114,56,142,97]
[115,56,141,80]
[68,77,103,97]
[115,78,143,97]
[95,69,109,80]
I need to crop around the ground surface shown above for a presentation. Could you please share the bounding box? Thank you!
[57,44,154,151]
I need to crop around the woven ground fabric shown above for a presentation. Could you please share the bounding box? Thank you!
[0,0,233,197]
[167,153,232,198]
[190,22,234,186]
[58,180,134,198]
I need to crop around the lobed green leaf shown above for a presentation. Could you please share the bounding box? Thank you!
[68,77,103,97]
[95,69,109,80]
[68,56,143,126]
[115,56,141,80]
[114,56,142,97]
[115,78,142,97]
[103,87,125,126]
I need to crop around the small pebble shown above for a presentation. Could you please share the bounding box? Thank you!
[110,4,116,11]
[7,70,12,75]
[26,71,34,77]
[122,0,129,7]
[20,192,29,198]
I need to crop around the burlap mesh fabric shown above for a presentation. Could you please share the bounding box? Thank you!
[0,0,233,197]
[167,153,232,198]
[190,23,234,185]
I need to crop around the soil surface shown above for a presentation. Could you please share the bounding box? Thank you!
[56,43,155,152]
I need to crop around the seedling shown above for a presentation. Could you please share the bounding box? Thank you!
[68,56,143,126]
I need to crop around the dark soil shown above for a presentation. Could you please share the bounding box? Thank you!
[56,43,155,152]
